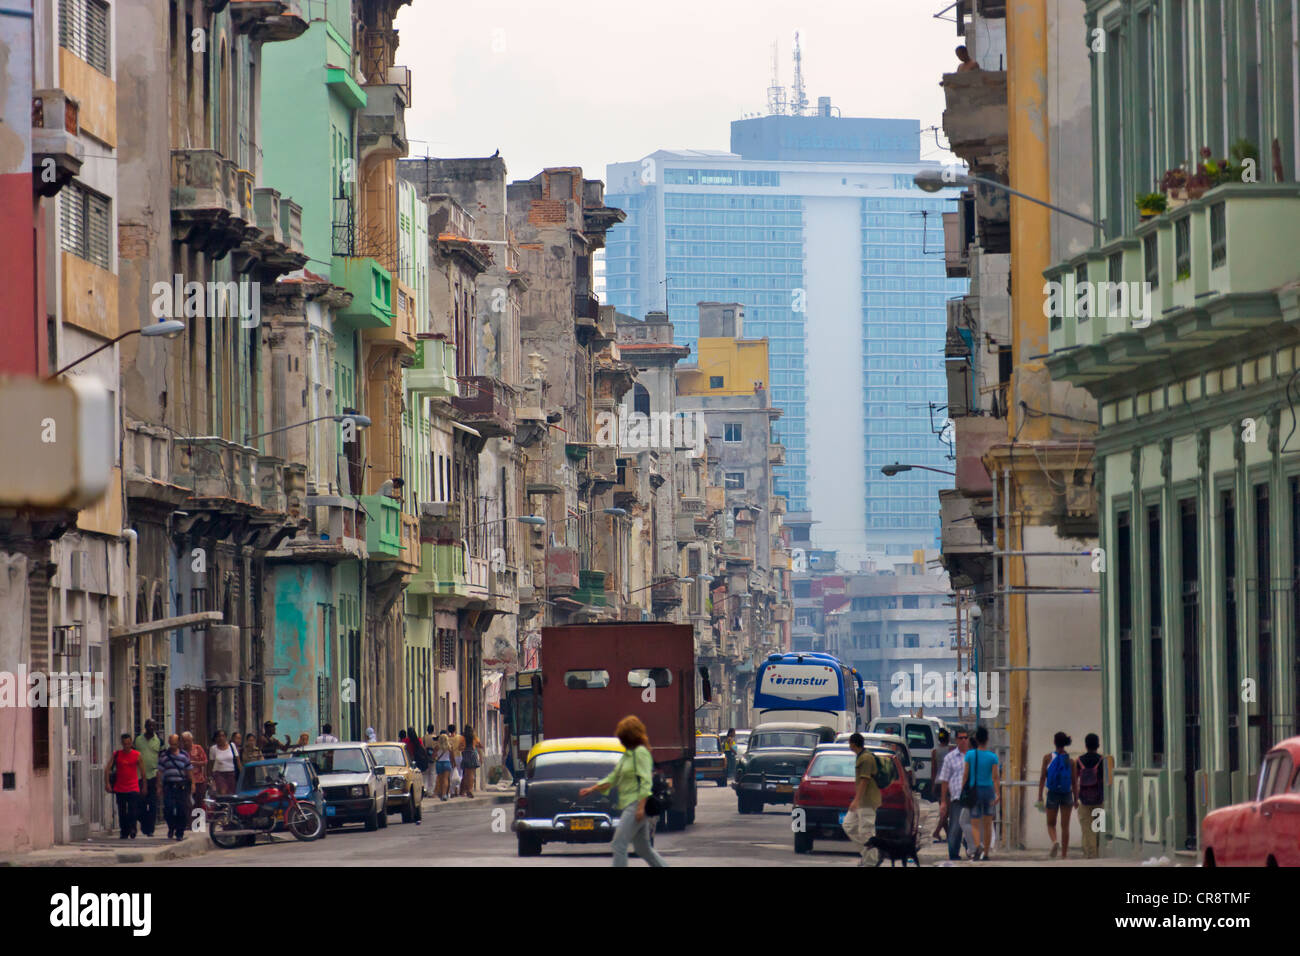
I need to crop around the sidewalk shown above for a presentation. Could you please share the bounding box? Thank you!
[0,789,515,867]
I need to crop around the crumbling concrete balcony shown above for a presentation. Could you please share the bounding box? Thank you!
[171,149,246,258]
[941,69,1008,173]
[358,82,409,162]
[453,375,515,438]
[229,0,308,43]
[31,88,83,197]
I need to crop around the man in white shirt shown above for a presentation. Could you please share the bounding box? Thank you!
[939,728,970,861]
[315,723,340,743]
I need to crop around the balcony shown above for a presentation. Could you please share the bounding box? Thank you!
[409,543,470,600]
[613,458,642,508]
[406,336,458,398]
[174,437,260,507]
[170,149,245,257]
[359,494,402,558]
[651,576,681,608]
[270,495,366,563]
[674,512,698,543]
[940,68,1007,172]
[768,444,785,466]
[229,0,308,42]
[467,555,491,602]
[722,538,755,565]
[545,547,580,592]
[525,456,563,496]
[581,446,618,489]
[418,501,462,543]
[279,198,303,254]
[453,375,515,438]
[124,419,188,506]
[256,455,286,512]
[357,81,409,161]
[399,512,420,572]
[366,280,417,353]
[331,256,393,329]
[1045,185,1300,381]
[31,88,83,197]
[944,196,977,278]
[575,569,607,607]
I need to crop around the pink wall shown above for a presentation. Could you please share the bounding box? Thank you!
[0,709,54,854]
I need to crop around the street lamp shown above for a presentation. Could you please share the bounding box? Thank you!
[880,461,956,477]
[244,413,371,446]
[48,319,186,378]
[913,168,1103,230]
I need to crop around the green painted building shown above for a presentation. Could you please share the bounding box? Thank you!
[1046,0,1300,855]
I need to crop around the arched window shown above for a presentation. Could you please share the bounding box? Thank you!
[632,384,650,417]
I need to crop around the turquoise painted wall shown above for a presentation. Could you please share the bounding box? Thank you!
[266,564,335,739]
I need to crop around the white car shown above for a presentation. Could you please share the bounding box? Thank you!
[866,717,947,790]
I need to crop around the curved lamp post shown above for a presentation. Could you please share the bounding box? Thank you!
[913,168,1103,230]
[880,461,956,477]
[244,413,371,446]
[49,319,186,379]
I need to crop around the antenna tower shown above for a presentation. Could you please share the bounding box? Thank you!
[766,41,787,115]
[790,31,809,116]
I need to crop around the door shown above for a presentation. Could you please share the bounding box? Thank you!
[1258,750,1300,865]
[1243,752,1283,864]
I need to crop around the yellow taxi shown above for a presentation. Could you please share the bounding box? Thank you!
[513,737,627,857]
[367,742,424,824]
[695,733,727,786]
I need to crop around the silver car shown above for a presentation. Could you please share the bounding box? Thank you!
[293,743,389,831]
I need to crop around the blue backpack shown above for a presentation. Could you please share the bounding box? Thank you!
[1046,752,1072,794]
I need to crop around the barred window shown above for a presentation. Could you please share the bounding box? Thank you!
[59,182,112,269]
[59,0,111,76]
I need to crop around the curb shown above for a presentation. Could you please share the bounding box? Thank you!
[0,792,515,866]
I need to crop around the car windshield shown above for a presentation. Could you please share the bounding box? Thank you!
[874,722,902,736]
[370,746,406,767]
[697,737,720,753]
[750,732,819,750]
[240,762,309,790]
[529,751,622,781]
[807,753,856,779]
[301,748,369,775]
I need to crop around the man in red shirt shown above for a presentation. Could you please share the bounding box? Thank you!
[105,732,145,839]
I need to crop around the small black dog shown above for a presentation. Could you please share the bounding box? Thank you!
[866,833,922,867]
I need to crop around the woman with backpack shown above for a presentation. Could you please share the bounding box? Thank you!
[577,715,668,867]
[1075,733,1108,859]
[1037,731,1077,859]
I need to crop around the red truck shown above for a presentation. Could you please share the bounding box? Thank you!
[539,622,707,830]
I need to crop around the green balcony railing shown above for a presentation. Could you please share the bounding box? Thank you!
[409,542,469,597]
[406,337,459,398]
[360,494,402,557]
[332,256,393,329]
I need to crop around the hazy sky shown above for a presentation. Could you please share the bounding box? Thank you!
[396,0,963,183]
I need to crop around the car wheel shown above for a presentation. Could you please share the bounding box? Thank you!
[716,778,727,787]
[1203,849,1216,868]
[364,808,379,831]
[517,833,543,857]
[794,830,813,854]
[377,804,388,828]
[401,789,415,823]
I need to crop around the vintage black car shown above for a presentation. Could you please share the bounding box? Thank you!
[733,722,836,814]
[513,737,645,857]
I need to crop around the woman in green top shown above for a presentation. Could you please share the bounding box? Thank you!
[579,715,668,867]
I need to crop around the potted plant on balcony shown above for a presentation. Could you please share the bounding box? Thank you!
[1160,166,1190,208]
[1136,192,1167,220]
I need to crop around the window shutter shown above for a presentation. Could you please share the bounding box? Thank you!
[59,0,111,75]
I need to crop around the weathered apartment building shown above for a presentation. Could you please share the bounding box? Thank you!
[937,0,1102,851]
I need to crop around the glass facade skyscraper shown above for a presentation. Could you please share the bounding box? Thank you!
[605,114,966,561]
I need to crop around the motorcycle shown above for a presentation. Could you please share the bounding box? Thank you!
[203,772,325,848]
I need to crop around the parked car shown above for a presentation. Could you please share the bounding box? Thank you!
[867,717,945,787]
[514,737,641,857]
[695,733,728,787]
[792,743,917,859]
[734,722,836,814]
[368,742,424,824]
[1202,736,1300,866]
[294,742,388,831]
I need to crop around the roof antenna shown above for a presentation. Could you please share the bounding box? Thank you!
[766,40,787,116]
[790,31,808,117]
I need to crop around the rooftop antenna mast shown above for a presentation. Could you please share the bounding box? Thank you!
[766,41,787,115]
[790,31,809,116]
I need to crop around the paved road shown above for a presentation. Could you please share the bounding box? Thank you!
[157,784,950,867]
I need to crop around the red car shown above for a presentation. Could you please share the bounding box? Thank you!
[1202,736,1300,867]
[792,743,917,859]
